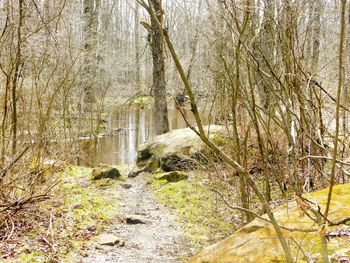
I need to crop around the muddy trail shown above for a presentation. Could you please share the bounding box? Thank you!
[83,174,187,263]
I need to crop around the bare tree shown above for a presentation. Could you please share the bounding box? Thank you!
[138,0,169,135]
[82,0,99,103]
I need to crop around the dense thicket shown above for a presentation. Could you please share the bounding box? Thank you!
[1,1,350,262]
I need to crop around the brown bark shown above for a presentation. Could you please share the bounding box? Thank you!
[82,0,98,103]
[149,0,169,135]
[11,0,24,154]
[135,2,141,92]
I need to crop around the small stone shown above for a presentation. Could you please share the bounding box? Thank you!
[125,215,148,224]
[95,245,104,250]
[96,234,121,246]
[120,183,132,189]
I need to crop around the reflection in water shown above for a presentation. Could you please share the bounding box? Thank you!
[81,102,208,166]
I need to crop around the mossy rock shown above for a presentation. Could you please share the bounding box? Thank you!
[154,171,189,182]
[189,184,350,263]
[135,126,225,173]
[91,164,121,180]
[128,157,159,178]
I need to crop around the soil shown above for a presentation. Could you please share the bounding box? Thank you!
[83,174,187,263]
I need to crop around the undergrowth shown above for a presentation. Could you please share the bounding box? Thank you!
[1,166,119,263]
[151,172,239,252]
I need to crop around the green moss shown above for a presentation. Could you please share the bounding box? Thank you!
[152,177,235,251]
[211,134,226,147]
[152,179,169,187]
[154,171,189,182]
[16,165,119,262]
[19,250,47,263]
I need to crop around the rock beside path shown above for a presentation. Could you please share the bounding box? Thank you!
[189,184,350,263]
[96,234,125,247]
[129,126,225,177]
[91,164,122,180]
[120,183,132,189]
[125,215,148,225]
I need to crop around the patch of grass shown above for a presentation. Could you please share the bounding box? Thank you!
[151,174,236,252]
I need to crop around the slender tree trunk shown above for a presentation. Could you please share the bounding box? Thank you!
[325,0,347,217]
[311,0,322,73]
[11,0,24,154]
[82,0,98,103]
[150,0,169,135]
[342,1,350,145]
[135,2,141,92]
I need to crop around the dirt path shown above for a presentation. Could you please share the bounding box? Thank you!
[83,174,186,263]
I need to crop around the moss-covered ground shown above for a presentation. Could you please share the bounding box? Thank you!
[2,166,120,263]
[150,171,239,252]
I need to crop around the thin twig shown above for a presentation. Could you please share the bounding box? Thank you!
[211,189,316,233]
[0,146,30,181]
[299,155,350,167]
[290,237,313,263]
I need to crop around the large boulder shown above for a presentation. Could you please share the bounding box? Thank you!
[189,184,350,263]
[132,126,225,175]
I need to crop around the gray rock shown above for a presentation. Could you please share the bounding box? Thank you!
[134,126,225,173]
[96,234,124,246]
[120,183,132,189]
[125,215,148,225]
[128,157,159,178]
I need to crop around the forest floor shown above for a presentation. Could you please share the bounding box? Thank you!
[83,173,187,263]
[1,163,237,263]
[0,167,188,263]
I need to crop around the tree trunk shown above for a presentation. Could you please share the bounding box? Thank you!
[11,0,24,154]
[134,2,141,92]
[150,0,169,135]
[82,0,98,103]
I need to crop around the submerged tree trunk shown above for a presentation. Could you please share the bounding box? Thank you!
[150,0,169,135]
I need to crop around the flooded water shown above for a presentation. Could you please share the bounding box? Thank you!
[80,101,209,166]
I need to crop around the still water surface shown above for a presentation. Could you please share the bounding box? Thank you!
[81,102,209,166]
